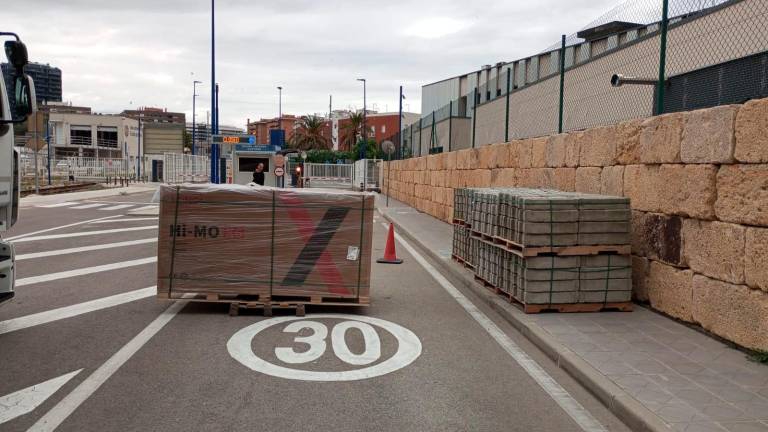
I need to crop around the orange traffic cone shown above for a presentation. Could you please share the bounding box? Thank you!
[377,223,403,264]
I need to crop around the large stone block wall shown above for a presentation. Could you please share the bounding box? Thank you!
[383,97,768,351]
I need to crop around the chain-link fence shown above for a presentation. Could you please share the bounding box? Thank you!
[395,0,767,158]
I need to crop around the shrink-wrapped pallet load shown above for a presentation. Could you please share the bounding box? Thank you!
[157,184,373,304]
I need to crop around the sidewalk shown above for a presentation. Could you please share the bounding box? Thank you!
[376,195,768,432]
[20,183,159,207]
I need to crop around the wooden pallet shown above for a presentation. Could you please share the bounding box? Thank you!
[162,292,370,316]
[490,235,630,257]
[470,230,496,243]
[521,301,633,314]
[452,219,471,228]
[451,254,475,269]
[474,274,497,290]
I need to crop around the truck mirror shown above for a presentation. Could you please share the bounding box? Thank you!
[4,40,28,73]
[14,74,35,119]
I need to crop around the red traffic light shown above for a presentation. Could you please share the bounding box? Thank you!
[295,166,302,173]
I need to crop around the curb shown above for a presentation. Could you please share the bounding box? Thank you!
[379,209,671,432]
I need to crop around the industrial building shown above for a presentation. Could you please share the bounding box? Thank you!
[48,112,138,159]
[404,0,768,156]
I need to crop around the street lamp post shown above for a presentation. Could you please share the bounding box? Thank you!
[210,0,217,183]
[192,80,201,155]
[356,78,366,161]
[277,86,282,126]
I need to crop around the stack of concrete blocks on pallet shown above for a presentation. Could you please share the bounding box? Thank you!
[453,187,632,309]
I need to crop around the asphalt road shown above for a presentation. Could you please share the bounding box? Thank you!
[0,189,631,432]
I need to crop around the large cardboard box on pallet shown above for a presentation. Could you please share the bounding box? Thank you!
[156,184,374,304]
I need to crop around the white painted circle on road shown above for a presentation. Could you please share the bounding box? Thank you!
[227,314,422,381]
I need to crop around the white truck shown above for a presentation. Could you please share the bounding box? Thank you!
[0,33,37,303]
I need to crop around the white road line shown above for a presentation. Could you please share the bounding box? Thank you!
[84,201,156,205]
[3,215,124,242]
[69,203,106,210]
[384,222,607,432]
[36,202,77,208]
[28,301,186,432]
[130,205,157,212]
[91,217,158,224]
[0,287,156,335]
[98,204,135,211]
[0,370,82,425]
[16,238,158,260]
[16,257,157,287]
[11,226,157,243]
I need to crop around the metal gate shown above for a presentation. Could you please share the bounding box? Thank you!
[303,163,354,189]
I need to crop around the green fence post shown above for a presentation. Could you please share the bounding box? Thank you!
[418,117,423,156]
[430,110,436,151]
[656,0,669,115]
[472,87,478,148]
[505,67,511,142]
[410,124,414,158]
[448,100,453,152]
[558,34,566,134]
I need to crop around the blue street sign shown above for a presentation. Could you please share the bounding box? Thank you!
[234,144,282,153]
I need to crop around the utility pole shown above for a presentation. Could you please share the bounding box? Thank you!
[210,0,217,183]
[398,86,403,159]
[357,78,366,161]
[192,80,201,155]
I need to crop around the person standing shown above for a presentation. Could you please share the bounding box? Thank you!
[252,162,265,186]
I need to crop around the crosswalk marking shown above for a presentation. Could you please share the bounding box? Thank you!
[16,238,158,260]
[69,203,107,210]
[3,215,124,242]
[37,202,77,208]
[11,226,157,243]
[131,205,158,212]
[15,257,157,287]
[92,217,158,224]
[99,204,134,211]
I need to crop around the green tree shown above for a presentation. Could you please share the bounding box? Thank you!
[289,115,329,150]
[341,111,364,151]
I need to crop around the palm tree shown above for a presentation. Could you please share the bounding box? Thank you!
[289,115,329,150]
[340,111,365,151]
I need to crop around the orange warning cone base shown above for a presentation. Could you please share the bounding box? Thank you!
[377,223,403,264]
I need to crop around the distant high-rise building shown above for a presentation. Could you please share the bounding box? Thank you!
[1,62,62,113]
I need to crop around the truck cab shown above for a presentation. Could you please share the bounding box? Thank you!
[0,33,37,303]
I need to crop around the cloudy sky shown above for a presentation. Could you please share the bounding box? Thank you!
[2,0,620,128]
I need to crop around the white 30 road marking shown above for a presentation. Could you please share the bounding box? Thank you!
[0,287,156,335]
[0,370,81,425]
[28,300,187,432]
[228,314,421,382]
[16,238,158,260]
[11,225,157,243]
[3,215,123,241]
[383,222,607,432]
[16,257,157,287]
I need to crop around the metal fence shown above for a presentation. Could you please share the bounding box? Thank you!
[353,159,381,191]
[162,153,210,184]
[18,148,209,185]
[303,162,354,189]
[395,0,768,158]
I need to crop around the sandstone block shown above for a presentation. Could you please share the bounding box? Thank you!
[477,145,495,169]
[564,133,580,168]
[575,167,601,194]
[746,227,768,292]
[491,168,518,187]
[578,126,616,167]
[624,164,717,219]
[552,168,576,192]
[416,157,427,171]
[530,137,548,168]
[735,97,768,163]
[600,165,624,196]
[639,112,683,164]
[647,261,693,321]
[715,164,768,226]
[426,154,438,171]
[546,134,567,167]
[445,151,458,170]
[517,168,553,189]
[517,140,535,168]
[692,275,768,351]
[682,219,745,284]
[632,256,649,302]
[470,169,492,187]
[615,119,643,165]
[681,105,737,164]
[631,211,683,266]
